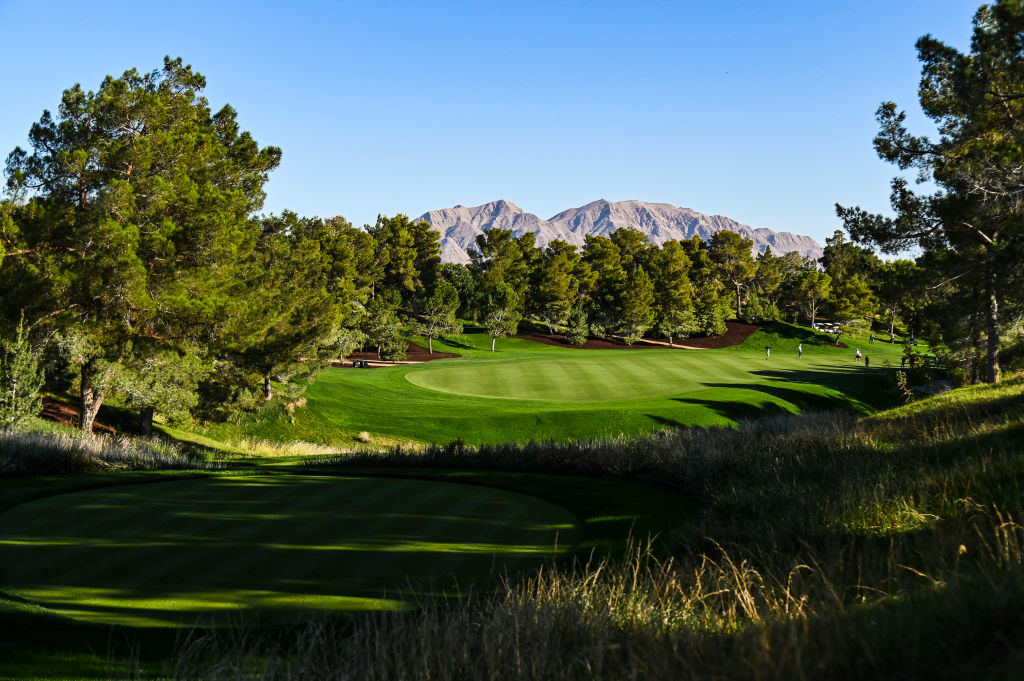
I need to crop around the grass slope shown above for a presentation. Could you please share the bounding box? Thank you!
[0,474,580,628]
[193,323,910,446]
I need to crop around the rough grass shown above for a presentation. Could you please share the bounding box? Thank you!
[0,426,209,476]
[176,374,1024,680]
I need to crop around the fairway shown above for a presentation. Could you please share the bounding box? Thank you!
[0,475,581,627]
[187,323,910,446]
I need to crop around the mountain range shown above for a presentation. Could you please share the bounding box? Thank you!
[413,199,823,264]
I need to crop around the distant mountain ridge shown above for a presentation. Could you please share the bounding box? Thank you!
[414,199,823,264]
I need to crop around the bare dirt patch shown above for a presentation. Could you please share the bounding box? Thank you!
[517,321,758,350]
[41,398,116,435]
[335,340,461,368]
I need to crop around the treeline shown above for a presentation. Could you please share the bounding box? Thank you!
[2,44,1023,435]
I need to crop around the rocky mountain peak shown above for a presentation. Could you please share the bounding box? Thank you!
[414,199,823,264]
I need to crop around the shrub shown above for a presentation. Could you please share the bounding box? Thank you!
[0,319,44,429]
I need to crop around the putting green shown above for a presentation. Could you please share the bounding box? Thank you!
[407,350,824,402]
[0,475,581,627]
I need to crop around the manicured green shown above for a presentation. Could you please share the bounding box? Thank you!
[193,323,915,446]
[0,474,580,628]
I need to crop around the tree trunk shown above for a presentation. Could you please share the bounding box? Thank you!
[668,334,674,347]
[139,406,154,437]
[428,336,433,354]
[491,335,497,352]
[264,374,273,401]
[79,362,106,434]
[810,305,816,330]
[889,304,897,338]
[985,274,1001,383]
[735,283,742,320]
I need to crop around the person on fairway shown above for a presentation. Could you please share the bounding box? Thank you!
[865,355,870,368]
[765,346,771,359]
[798,343,803,358]
[855,348,862,363]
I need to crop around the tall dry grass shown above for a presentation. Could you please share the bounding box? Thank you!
[174,375,1024,679]
[0,428,210,476]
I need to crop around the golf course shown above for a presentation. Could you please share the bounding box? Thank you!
[192,322,910,447]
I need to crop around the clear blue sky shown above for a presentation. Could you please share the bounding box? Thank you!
[0,0,980,244]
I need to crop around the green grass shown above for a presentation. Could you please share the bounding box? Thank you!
[172,374,1024,681]
[0,474,581,628]
[190,322,912,447]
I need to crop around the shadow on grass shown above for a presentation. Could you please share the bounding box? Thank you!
[753,321,847,347]
[672,396,795,423]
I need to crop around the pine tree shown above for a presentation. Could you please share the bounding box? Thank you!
[0,319,44,429]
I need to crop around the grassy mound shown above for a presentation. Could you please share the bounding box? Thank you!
[0,475,580,628]
[190,323,909,447]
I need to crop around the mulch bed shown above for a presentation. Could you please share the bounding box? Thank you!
[41,397,117,435]
[336,340,461,368]
[516,321,759,350]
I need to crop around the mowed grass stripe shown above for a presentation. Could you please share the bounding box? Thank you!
[0,475,581,626]
[406,351,770,402]
[189,325,904,446]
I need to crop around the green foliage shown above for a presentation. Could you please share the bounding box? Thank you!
[565,307,590,345]
[469,226,540,301]
[485,283,522,351]
[532,239,585,333]
[417,280,463,353]
[658,308,700,345]
[366,294,404,360]
[0,319,43,428]
[618,268,656,344]
[829,274,877,337]
[794,270,832,328]
[708,230,756,319]
[837,2,1024,383]
[2,57,281,430]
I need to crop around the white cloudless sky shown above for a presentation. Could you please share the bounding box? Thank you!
[0,0,981,244]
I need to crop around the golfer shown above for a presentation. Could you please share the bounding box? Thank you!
[798,343,803,358]
[765,346,771,359]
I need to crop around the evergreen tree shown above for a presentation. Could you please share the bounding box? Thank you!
[794,271,832,329]
[650,239,694,341]
[618,268,656,345]
[680,236,727,336]
[468,228,539,301]
[837,1,1024,382]
[581,235,626,336]
[565,306,590,346]
[708,230,757,320]
[3,57,281,431]
[366,292,404,361]
[0,318,44,429]
[417,280,462,354]
[828,275,878,344]
[658,309,700,347]
[533,240,585,333]
[485,283,522,352]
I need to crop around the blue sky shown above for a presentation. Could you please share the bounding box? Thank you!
[0,0,980,244]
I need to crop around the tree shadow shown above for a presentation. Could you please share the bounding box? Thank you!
[672,397,795,423]
[759,321,848,347]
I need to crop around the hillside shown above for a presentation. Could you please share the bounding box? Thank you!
[415,199,824,263]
